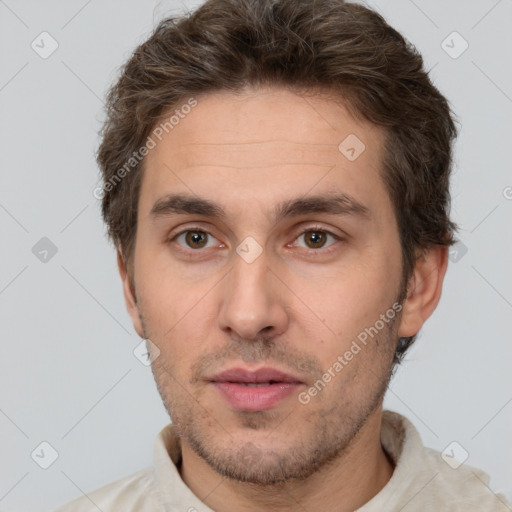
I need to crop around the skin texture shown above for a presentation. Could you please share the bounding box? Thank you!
[118,87,448,511]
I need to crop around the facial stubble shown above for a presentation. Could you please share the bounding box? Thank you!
[139,301,401,486]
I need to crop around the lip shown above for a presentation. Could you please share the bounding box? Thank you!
[209,367,304,411]
[211,367,303,384]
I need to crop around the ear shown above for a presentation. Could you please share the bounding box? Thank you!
[398,245,449,338]
[117,248,145,338]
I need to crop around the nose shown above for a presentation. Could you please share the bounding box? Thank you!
[217,248,289,341]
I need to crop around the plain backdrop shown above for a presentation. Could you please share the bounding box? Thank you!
[0,0,511,510]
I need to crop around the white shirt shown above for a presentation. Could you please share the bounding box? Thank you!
[55,410,511,511]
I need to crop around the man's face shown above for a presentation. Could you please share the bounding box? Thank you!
[127,87,407,484]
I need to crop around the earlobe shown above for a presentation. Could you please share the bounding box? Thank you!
[398,246,449,338]
[117,248,145,338]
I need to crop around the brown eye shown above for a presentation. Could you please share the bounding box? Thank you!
[304,231,328,249]
[185,231,208,248]
[175,230,216,249]
[294,229,339,251]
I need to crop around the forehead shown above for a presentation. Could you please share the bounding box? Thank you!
[141,87,388,216]
[150,87,382,157]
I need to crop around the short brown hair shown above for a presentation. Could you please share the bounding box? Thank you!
[97,0,458,363]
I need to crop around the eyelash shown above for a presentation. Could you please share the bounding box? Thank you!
[169,225,343,254]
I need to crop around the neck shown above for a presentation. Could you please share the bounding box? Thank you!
[179,407,394,512]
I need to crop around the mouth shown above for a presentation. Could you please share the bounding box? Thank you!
[208,367,304,411]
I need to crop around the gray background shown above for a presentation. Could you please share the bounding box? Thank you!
[0,0,511,510]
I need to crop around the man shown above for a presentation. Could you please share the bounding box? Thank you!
[56,0,510,510]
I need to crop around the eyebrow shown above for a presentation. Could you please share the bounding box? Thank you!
[149,193,371,222]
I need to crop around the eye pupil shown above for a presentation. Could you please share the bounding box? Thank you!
[186,231,208,248]
[306,231,326,248]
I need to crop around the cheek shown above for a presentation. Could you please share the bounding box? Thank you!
[297,265,399,360]
[135,269,216,359]
[302,263,393,328]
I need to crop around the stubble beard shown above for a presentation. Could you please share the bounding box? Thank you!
[143,310,400,486]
